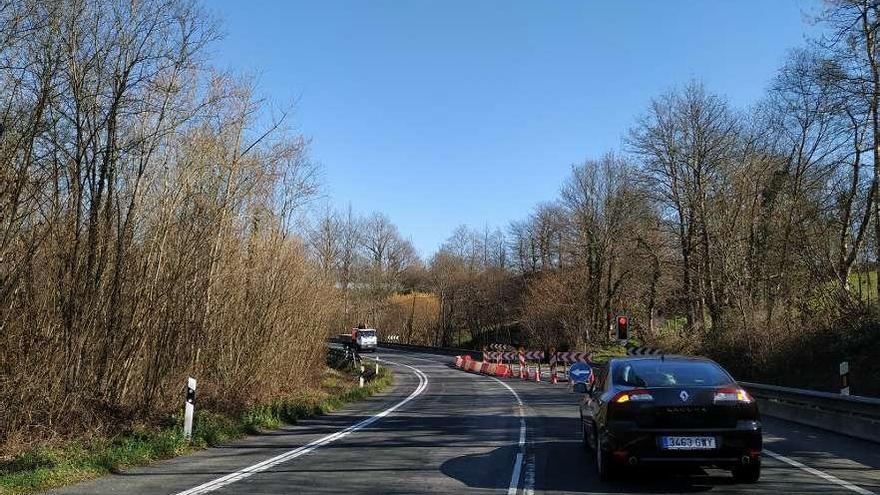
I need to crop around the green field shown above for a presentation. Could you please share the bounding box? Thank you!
[848,270,879,302]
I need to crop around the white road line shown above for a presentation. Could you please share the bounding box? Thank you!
[390,349,533,494]
[488,376,530,495]
[524,453,536,495]
[507,453,524,495]
[173,360,429,495]
[764,449,875,495]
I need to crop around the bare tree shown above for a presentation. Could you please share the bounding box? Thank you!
[308,206,342,277]
[817,1,880,296]
[629,81,740,334]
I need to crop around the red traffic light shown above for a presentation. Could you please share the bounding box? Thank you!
[616,315,629,340]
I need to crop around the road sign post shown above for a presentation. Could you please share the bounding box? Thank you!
[568,362,592,392]
[518,348,526,380]
[184,377,196,441]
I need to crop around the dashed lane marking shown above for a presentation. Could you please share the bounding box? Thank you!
[488,376,532,495]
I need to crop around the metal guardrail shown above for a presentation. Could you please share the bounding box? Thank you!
[742,381,880,420]
[376,341,483,359]
[326,344,361,369]
[737,382,880,443]
[326,343,386,386]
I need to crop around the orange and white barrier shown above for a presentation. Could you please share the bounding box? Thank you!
[453,349,591,383]
[452,356,514,379]
[496,364,511,377]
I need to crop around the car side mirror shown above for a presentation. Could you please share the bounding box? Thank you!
[573,382,588,394]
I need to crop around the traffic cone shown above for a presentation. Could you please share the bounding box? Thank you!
[534,364,541,382]
[551,365,558,384]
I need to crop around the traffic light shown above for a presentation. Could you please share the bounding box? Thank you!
[616,315,629,341]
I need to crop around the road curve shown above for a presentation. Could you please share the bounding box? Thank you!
[48,347,880,494]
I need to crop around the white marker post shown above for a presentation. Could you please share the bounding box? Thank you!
[375,355,380,375]
[184,377,196,441]
[359,364,365,388]
[840,361,850,396]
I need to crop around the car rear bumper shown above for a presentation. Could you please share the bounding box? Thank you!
[604,422,762,467]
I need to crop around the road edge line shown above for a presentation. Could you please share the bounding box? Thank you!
[764,448,875,495]
[173,360,428,495]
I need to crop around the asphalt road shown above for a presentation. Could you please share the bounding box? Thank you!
[49,347,880,494]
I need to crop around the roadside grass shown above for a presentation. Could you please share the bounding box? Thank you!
[589,343,627,364]
[812,270,878,312]
[0,367,392,495]
[659,315,688,335]
[452,328,474,348]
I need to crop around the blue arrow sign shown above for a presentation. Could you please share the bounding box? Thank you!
[568,362,592,383]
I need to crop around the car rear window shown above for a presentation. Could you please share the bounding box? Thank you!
[612,360,733,388]
[359,330,376,337]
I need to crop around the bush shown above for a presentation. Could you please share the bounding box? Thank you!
[0,367,393,494]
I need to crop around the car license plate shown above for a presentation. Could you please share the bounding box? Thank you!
[661,436,716,450]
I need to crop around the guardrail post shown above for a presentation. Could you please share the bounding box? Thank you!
[184,377,196,441]
[840,361,850,396]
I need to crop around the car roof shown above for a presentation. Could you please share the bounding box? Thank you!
[609,355,717,365]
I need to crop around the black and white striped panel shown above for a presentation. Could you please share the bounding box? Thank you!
[625,345,663,356]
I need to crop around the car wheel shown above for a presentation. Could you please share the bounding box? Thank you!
[732,461,761,483]
[595,429,616,481]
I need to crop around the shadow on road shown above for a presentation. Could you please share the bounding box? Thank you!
[439,445,518,490]
[438,444,746,493]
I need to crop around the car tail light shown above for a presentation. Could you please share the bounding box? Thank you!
[613,389,654,403]
[714,386,752,404]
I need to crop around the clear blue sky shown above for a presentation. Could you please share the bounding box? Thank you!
[208,0,822,257]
